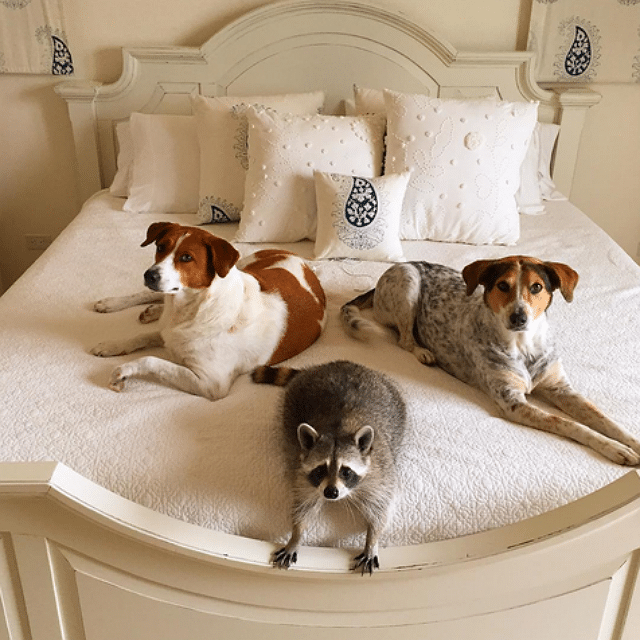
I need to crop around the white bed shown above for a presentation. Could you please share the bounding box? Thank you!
[2,1,640,638]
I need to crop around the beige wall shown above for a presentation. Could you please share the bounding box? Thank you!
[0,0,638,293]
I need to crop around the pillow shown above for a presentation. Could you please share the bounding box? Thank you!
[314,171,409,261]
[124,113,199,213]
[236,109,386,243]
[352,85,552,216]
[109,120,133,197]
[537,122,565,201]
[192,92,325,224]
[384,90,539,244]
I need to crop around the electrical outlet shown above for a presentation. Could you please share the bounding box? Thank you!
[25,234,52,251]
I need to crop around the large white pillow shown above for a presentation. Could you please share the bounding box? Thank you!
[192,92,325,224]
[313,171,409,261]
[124,113,199,213]
[109,120,133,198]
[236,109,386,243]
[384,90,538,244]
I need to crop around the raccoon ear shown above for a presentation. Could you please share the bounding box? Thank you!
[355,426,374,455]
[297,423,319,452]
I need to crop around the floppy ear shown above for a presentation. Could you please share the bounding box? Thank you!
[204,234,240,279]
[461,259,493,296]
[543,262,579,302]
[141,222,178,247]
[297,423,319,452]
[354,425,374,456]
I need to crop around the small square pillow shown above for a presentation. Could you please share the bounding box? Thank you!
[192,92,325,224]
[124,113,199,213]
[109,120,133,198]
[384,90,538,244]
[314,171,409,261]
[236,109,386,243]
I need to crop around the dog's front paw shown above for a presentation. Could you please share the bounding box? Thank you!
[93,297,121,313]
[272,547,298,569]
[139,304,163,324]
[352,551,380,576]
[602,441,640,466]
[90,341,128,357]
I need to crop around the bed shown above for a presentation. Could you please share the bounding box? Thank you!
[2,1,640,638]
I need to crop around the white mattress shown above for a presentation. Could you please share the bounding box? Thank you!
[1,191,639,550]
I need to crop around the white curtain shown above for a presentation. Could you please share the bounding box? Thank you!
[0,0,73,74]
[528,0,640,83]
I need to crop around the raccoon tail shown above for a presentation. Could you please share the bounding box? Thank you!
[340,289,392,343]
[251,365,300,386]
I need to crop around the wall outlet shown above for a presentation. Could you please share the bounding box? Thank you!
[25,234,52,251]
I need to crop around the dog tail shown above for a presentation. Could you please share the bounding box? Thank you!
[340,289,392,343]
[252,365,300,386]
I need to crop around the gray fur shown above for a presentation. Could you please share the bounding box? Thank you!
[263,360,406,574]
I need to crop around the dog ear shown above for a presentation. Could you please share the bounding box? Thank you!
[141,222,177,247]
[204,234,240,279]
[543,262,579,302]
[462,260,493,296]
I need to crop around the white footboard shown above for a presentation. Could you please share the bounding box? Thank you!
[1,461,639,639]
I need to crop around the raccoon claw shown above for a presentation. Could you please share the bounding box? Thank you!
[352,552,379,575]
[272,547,297,569]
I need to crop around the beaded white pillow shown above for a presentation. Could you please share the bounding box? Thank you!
[236,109,386,243]
[314,171,409,261]
[192,92,325,224]
[384,90,538,244]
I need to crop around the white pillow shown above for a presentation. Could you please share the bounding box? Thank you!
[236,109,386,243]
[124,113,199,213]
[314,171,409,261]
[192,92,325,224]
[109,120,133,198]
[384,90,538,244]
[537,122,565,201]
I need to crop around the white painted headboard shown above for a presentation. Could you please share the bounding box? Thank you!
[55,0,600,205]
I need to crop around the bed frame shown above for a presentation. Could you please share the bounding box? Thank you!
[3,1,640,638]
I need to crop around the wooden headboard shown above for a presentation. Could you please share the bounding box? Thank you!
[55,0,600,204]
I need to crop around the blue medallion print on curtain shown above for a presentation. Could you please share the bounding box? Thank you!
[51,34,73,75]
[345,178,378,227]
[564,25,591,76]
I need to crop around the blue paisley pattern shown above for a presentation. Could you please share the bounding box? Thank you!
[51,34,73,75]
[344,178,378,228]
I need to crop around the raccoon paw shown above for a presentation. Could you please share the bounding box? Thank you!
[352,552,380,576]
[272,547,297,569]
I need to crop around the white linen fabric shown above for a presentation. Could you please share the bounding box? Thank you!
[313,171,409,261]
[236,109,386,242]
[1,191,639,551]
[384,90,539,243]
[109,120,133,198]
[124,113,199,214]
[192,92,325,224]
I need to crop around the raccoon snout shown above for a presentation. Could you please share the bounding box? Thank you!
[323,486,339,500]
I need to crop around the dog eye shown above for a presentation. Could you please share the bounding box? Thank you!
[178,253,193,263]
[156,243,166,253]
[497,281,510,293]
[530,283,543,294]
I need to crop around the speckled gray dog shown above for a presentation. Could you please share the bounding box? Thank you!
[342,256,640,465]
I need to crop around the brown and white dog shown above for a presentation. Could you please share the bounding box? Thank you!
[342,256,640,465]
[91,222,326,400]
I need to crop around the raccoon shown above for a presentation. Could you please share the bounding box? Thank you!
[252,359,406,574]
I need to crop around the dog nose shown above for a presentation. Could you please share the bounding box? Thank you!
[324,486,339,500]
[509,309,527,328]
[144,268,160,290]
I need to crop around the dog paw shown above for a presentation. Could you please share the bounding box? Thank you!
[602,441,640,466]
[108,364,133,392]
[414,347,436,366]
[138,304,163,324]
[352,551,380,576]
[93,297,120,313]
[272,547,297,569]
[90,341,127,357]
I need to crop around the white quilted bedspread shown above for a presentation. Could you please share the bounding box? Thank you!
[1,192,639,550]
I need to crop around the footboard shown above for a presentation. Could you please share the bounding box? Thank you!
[1,461,639,639]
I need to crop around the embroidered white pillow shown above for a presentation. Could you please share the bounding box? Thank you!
[384,90,538,244]
[124,113,199,213]
[192,92,325,224]
[236,109,386,243]
[109,120,133,198]
[314,171,409,261]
